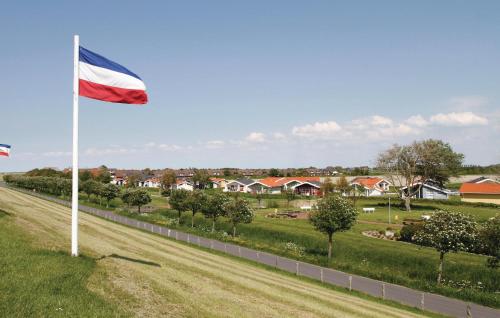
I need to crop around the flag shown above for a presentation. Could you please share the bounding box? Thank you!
[79,47,148,104]
[0,144,11,157]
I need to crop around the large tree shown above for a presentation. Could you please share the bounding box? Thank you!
[192,169,211,189]
[310,195,358,262]
[415,210,478,284]
[160,170,177,193]
[186,190,208,227]
[320,177,335,197]
[377,139,463,211]
[82,180,100,201]
[101,184,119,208]
[129,189,152,213]
[202,193,230,232]
[336,176,351,196]
[224,198,254,236]
[169,189,190,219]
[479,215,500,268]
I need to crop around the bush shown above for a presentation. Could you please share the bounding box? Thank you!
[267,200,280,209]
[399,223,424,242]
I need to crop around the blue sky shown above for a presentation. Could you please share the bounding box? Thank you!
[1,1,499,171]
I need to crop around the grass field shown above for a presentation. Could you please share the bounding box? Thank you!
[0,187,439,318]
[119,202,499,308]
[0,209,129,317]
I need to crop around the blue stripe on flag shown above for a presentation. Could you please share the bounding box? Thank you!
[0,144,11,148]
[79,46,142,80]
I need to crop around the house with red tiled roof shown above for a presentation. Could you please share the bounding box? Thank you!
[259,177,321,195]
[209,177,227,189]
[350,177,390,197]
[459,182,500,204]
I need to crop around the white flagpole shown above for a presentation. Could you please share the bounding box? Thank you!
[71,35,80,256]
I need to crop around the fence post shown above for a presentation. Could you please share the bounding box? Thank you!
[295,262,299,275]
[176,232,178,240]
[382,283,386,300]
[197,237,200,246]
[256,252,260,260]
[421,293,425,310]
[349,276,352,291]
[275,256,278,267]
[238,246,241,257]
[320,268,324,283]
[224,243,227,253]
[187,234,190,243]
[210,240,214,249]
[168,229,171,237]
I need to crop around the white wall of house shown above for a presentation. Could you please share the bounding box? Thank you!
[176,183,194,191]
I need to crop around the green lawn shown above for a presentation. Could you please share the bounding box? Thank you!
[0,209,128,317]
[117,206,500,308]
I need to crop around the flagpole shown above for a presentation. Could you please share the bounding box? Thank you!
[71,35,80,257]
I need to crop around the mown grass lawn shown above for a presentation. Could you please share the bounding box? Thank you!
[0,210,128,318]
[118,206,500,308]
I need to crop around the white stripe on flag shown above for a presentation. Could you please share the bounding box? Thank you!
[79,62,146,90]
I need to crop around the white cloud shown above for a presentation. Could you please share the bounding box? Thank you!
[245,132,266,143]
[448,96,488,110]
[42,151,71,157]
[430,112,488,126]
[292,121,342,139]
[205,140,225,149]
[405,115,428,127]
[84,147,136,156]
[158,144,182,151]
[371,115,393,126]
[273,132,287,140]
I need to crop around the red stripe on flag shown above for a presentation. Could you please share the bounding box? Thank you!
[79,80,148,104]
[0,152,9,157]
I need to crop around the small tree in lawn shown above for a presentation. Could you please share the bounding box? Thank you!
[479,215,500,268]
[310,195,358,262]
[255,192,264,208]
[169,189,190,219]
[129,189,152,213]
[283,188,296,207]
[202,193,230,232]
[82,179,99,202]
[187,190,207,227]
[320,177,335,197]
[121,189,133,211]
[224,198,254,236]
[335,176,350,196]
[160,170,177,195]
[101,183,119,208]
[415,210,478,284]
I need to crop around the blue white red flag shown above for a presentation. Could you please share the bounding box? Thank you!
[79,47,148,104]
[0,144,11,157]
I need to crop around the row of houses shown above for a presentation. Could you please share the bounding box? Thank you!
[109,172,500,203]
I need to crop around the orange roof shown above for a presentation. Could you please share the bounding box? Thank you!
[210,177,225,183]
[259,177,320,187]
[459,183,500,194]
[350,177,385,189]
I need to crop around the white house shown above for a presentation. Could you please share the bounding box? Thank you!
[350,177,391,196]
[224,178,255,192]
[174,180,194,191]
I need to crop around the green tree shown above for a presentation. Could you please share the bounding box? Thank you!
[126,174,140,188]
[479,215,500,268]
[202,193,230,232]
[223,168,232,177]
[121,189,133,210]
[335,176,350,196]
[82,180,99,201]
[377,139,463,211]
[186,190,208,227]
[96,165,112,183]
[160,170,177,193]
[192,169,210,189]
[169,189,190,219]
[268,168,280,177]
[224,198,254,236]
[310,195,358,262]
[129,189,152,213]
[415,210,478,284]
[320,177,335,197]
[283,188,296,207]
[101,184,119,208]
[79,170,93,182]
